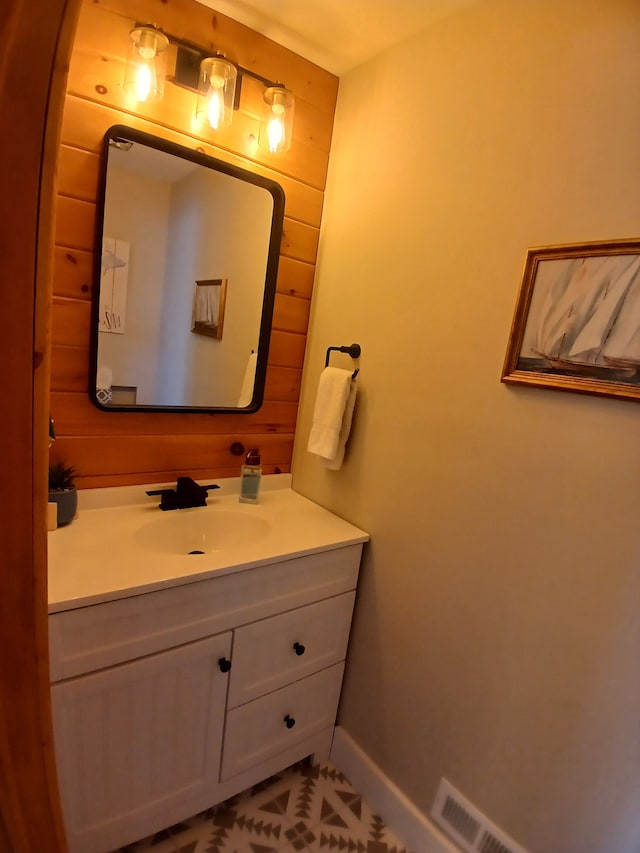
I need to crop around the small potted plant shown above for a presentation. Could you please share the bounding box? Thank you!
[48,461,78,527]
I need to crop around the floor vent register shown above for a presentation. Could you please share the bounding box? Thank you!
[431,778,529,853]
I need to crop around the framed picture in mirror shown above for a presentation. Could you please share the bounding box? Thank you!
[192,278,228,339]
[502,238,640,402]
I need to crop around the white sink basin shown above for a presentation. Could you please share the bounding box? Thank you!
[134,509,271,556]
[48,481,371,611]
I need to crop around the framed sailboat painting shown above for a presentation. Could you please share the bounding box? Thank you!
[502,239,640,402]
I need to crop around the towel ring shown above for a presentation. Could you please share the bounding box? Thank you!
[324,343,360,366]
[325,343,361,378]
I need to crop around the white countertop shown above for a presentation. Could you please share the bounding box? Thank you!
[48,475,368,613]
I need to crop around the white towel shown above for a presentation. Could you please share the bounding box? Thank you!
[237,351,257,407]
[307,367,357,468]
[96,365,112,389]
[324,379,357,470]
[96,365,113,404]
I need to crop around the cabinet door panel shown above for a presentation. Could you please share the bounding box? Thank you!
[52,632,231,853]
[228,592,355,708]
[221,663,344,782]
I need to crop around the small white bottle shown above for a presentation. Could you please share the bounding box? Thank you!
[239,448,262,504]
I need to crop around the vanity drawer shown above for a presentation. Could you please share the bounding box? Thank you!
[228,592,355,709]
[221,663,344,781]
[50,545,362,681]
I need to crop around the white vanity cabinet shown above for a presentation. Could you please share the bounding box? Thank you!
[49,543,362,853]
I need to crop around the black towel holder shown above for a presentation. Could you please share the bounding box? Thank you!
[325,343,361,378]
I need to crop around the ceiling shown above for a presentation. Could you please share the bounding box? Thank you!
[199,0,479,75]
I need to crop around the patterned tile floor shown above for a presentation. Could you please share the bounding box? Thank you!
[116,759,412,853]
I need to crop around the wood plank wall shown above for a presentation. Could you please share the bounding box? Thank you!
[51,0,338,488]
[1,1,81,850]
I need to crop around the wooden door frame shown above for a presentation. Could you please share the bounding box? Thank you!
[0,1,80,851]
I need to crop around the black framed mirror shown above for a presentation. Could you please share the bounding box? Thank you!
[89,125,285,414]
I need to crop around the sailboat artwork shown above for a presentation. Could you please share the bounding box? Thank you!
[502,240,640,403]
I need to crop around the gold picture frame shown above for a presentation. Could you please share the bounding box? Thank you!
[502,239,640,402]
[191,278,228,339]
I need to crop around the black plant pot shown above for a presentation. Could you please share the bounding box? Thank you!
[48,488,78,527]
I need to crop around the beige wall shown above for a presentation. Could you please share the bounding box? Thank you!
[292,1,640,851]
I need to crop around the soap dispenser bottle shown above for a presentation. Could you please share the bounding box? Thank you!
[239,448,262,504]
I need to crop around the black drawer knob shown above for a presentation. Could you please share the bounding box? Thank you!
[293,642,306,656]
[284,714,296,729]
[218,657,232,673]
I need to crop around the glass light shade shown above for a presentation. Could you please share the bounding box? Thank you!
[196,56,238,131]
[259,85,294,154]
[123,27,169,104]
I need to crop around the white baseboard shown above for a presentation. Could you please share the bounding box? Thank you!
[330,726,459,853]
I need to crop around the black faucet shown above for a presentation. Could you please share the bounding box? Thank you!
[146,477,220,511]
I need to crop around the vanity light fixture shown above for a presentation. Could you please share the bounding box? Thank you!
[196,54,238,131]
[259,84,295,154]
[122,24,295,151]
[123,25,169,104]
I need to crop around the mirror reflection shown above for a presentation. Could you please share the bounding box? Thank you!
[90,126,284,413]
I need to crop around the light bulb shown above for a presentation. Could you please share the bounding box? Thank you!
[207,75,225,129]
[135,63,152,102]
[260,85,294,154]
[124,27,168,104]
[137,42,156,61]
[267,113,285,153]
[197,56,237,131]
